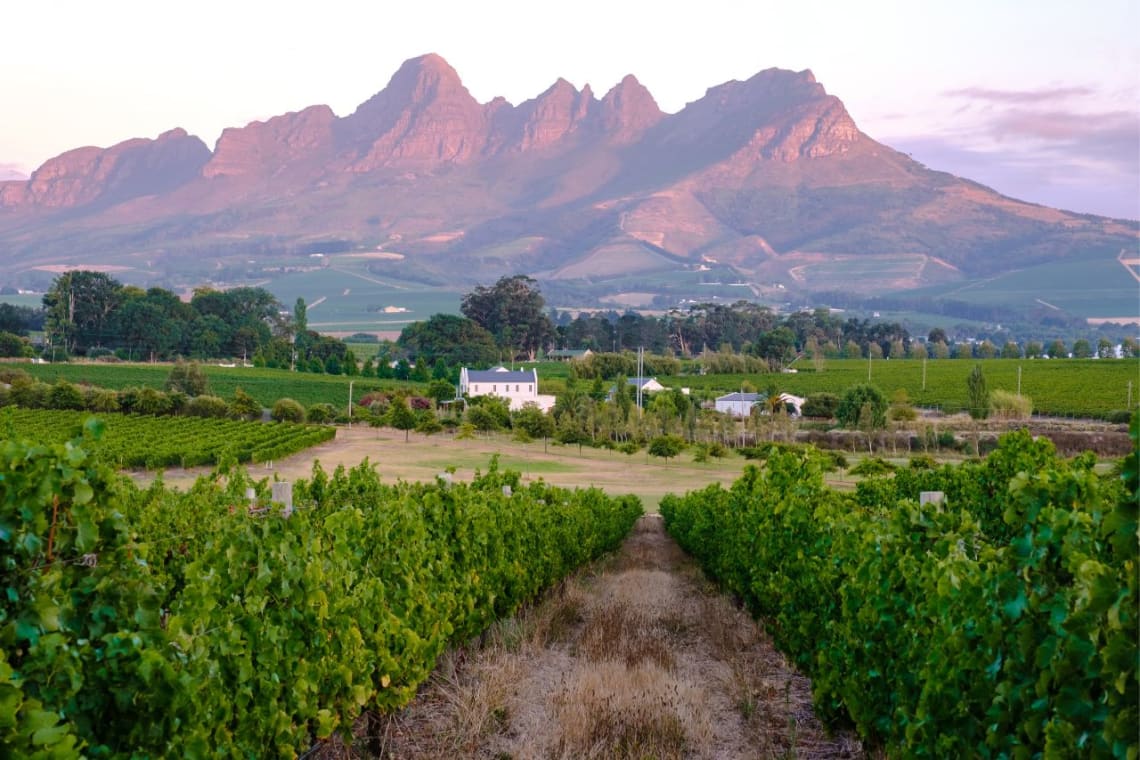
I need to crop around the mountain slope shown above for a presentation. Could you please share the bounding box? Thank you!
[0,54,1134,313]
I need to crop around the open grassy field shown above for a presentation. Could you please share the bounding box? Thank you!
[896,249,1138,320]
[669,357,1139,418]
[260,260,461,333]
[144,426,785,512]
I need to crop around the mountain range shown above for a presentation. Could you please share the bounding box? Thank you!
[1,53,1135,317]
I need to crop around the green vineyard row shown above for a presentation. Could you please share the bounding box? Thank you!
[1,408,336,469]
[661,424,1138,757]
[1,427,643,757]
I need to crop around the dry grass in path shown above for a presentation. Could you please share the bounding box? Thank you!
[324,515,863,759]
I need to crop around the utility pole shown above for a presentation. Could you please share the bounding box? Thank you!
[867,352,872,382]
[1017,365,1022,397]
[347,380,354,428]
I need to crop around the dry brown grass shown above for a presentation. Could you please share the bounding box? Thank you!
[546,660,712,759]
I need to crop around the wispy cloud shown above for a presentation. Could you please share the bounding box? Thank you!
[884,84,1139,219]
[0,163,28,181]
[943,86,1095,104]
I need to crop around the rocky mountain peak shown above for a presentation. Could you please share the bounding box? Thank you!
[345,53,487,169]
[1,130,209,209]
[599,74,664,141]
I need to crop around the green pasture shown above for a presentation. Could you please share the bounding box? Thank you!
[261,263,461,333]
[665,358,1139,419]
[898,250,1138,320]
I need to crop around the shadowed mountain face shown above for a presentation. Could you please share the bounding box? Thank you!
[1,53,1134,305]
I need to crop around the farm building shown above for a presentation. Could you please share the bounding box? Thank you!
[607,376,666,402]
[459,366,555,412]
[715,391,805,418]
[715,392,765,418]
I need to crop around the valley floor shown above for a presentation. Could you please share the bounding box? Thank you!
[325,515,863,759]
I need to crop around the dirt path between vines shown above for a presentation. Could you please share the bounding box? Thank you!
[330,515,863,759]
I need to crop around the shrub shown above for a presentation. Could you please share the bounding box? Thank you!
[185,395,230,418]
[306,402,337,424]
[415,414,443,436]
[230,387,262,421]
[9,376,49,408]
[848,456,896,476]
[134,387,173,416]
[648,434,686,462]
[820,449,848,471]
[1106,409,1133,424]
[802,392,840,419]
[908,454,937,470]
[48,380,86,411]
[271,398,305,423]
[989,390,1032,420]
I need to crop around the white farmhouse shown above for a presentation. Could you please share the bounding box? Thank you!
[459,366,555,412]
[715,392,764,418]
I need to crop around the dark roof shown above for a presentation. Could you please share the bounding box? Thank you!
[716,392,764,402]
[464,368,536,383]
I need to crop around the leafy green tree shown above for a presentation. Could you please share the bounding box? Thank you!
[967,363,990,420]
[397,314,499,367]
[1071,339,1093,359]
[165,360,210,396]
[755,326,797,371]
[43,270,123,353]
[293,297,309,362]
[1025,341,1043,358]
[513,403,554,442]
[461,275,555,360]
[1001,341,1021,359]
[386,397,418,441]
[415,413,443,436]
[229,387,262,420]
[802,392,840,419]
[0,331,27,357]
[836,384,887,430]
[554,411,589,453]
[975,340,997,359]
[427,379,457,406]
[1047,339,1067,359]
[465,403,500,435]
[1097,338,1114,359]
[648,434,686,463]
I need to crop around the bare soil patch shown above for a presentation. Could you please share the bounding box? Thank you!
[324,516,862,759]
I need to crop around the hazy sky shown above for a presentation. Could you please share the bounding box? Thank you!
[3,0,1138,218]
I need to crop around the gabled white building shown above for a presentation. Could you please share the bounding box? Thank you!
[715,392,764,418]
[459,367,555,412]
